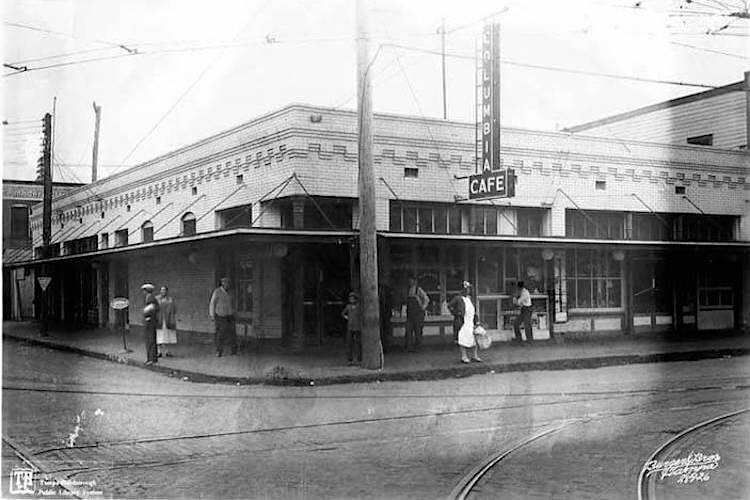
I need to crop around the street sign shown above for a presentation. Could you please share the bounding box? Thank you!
[110,297,130,310]
[469,168,515,200]
[37,276,52,291]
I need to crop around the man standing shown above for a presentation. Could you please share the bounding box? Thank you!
[513,280,533,342]
[404,276,429,352]
[142,283,160,365]
[209,277,236,357]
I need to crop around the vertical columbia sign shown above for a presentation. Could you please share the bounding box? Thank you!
[480,22,501,173]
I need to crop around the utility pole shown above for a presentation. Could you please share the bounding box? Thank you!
[440,18,447,119]
[37,113,53,336]
[92,101,102,182]
[356,0,383,370]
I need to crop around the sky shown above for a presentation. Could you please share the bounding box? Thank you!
[2,0,748,182]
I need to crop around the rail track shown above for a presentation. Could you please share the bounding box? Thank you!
[636,408,749,500]
[448,401,749,500]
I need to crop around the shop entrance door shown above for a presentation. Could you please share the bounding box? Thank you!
[302,245,350,345]
[632,258,673,332]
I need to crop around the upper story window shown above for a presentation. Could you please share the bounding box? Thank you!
[115,229,128,247]
[517,208,545,237]
[389,201,462,235]
[687,134,713,146]
[181,212,196,236]
[278,197,353,230]
[631,212,735,242]
[10,205,29,241]
[101,232,109,249]
[566,210,625,239]
[217,204,252,230]
[676,214,736,242]
[141,220,154,243]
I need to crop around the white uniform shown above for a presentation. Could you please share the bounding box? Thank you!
[457,296,476,348]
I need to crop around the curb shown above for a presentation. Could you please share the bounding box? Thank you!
[5,333,749,387]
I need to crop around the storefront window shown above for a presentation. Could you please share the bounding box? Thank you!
[390,244,467,317]
[566,249,622,309]
[236,260,253,315]
[476,250,501,294]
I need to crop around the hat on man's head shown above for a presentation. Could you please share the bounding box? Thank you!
[141,283,154,292]
[462,281,472,289]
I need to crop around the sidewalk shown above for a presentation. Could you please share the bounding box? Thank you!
[4,321,749,385]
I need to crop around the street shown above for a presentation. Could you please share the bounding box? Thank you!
[3,338,749,499]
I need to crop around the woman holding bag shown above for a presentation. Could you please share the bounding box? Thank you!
[156,285,177,357]
[448,281,481,364]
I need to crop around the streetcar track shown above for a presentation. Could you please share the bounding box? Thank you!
[448,399,745,500]
[4,377,748,399]
[636,408,749,500]
[31,397,737,484]
[30,392,651,455]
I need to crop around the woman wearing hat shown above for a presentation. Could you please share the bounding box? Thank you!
[141,283,160,365]
[448,281,481,364]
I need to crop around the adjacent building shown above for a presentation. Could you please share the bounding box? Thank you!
[566,73,749,151]
[3,179,83,319]
[4,103,749,348]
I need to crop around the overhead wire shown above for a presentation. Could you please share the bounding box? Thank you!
[108,3,271,180]
[379,42,722,89]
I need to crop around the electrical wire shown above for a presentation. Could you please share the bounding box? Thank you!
[380,42,722,89]
[670,40,749,58]
[109,3,270,177]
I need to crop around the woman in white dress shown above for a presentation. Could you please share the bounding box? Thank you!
[448,281,481,364]
[156,285,177,357]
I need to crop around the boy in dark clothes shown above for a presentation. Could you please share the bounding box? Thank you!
[341,291,362,365]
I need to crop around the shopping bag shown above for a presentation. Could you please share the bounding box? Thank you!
[473,325,492,350]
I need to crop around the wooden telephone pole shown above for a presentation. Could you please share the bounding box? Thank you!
[356,0,383,369]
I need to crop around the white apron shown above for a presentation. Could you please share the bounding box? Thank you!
[457,296,476,348]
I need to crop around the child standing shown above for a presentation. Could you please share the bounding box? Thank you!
[341,291,362,366]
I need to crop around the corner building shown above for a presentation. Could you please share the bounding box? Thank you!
[17,105,750,347]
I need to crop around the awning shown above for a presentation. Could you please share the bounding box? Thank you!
[4,228,356,268]
[379,231,750,250]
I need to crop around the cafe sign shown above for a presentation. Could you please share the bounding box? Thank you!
[470,22,515,201]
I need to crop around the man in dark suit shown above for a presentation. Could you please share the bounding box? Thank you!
[141,283,160,365]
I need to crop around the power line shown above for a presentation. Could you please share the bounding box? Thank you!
[670,40,749,58]
[110,3,270,177]
[5,21,137,52]
[379,42,722,89]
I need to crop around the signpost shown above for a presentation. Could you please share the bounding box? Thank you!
[37,276,52,291]
[37,276,52,337]
[110,297,132,352]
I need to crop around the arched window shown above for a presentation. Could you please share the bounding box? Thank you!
[141,220,154,243]
[181,212,196,236]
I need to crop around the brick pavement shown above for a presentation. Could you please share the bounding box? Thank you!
[4,321,750,385]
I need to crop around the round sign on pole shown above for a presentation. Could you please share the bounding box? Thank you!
[110,297,130,310]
